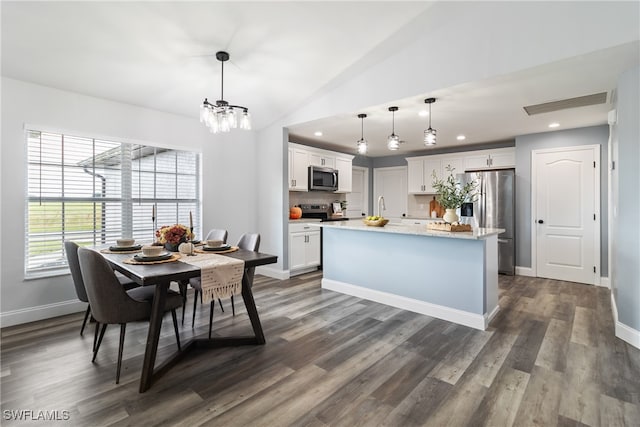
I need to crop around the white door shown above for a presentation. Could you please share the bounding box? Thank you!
[346,166,368,218]
[373,167,407,219]
[533,145,599,284]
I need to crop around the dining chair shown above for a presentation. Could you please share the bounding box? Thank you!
[201,233,260,339]
[186,229,228,327]
[64,241,140,340]
[77,247,183,384]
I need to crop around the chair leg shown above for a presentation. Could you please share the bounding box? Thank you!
[171,309,181,351]
[192,289,199,328]
[80,305,91,336]
[231,295,235,316]
[93,321,102,352]
[208,300,215,340]
[92,324,108,362]
[218,298,225,313]
[116,323,126,384]
[179,281,187,326]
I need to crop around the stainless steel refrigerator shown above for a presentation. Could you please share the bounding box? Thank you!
[459,169,515,275]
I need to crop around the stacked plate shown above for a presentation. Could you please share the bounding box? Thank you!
[133,251,173,262]
[202,243,232,252]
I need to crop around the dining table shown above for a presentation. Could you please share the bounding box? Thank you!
[98,246,277,393]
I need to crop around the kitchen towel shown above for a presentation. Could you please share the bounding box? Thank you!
[181,253,245,303]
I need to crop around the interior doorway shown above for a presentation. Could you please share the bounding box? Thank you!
[346,166,369,219]
[373,166,407,220]
[532,145,600,284]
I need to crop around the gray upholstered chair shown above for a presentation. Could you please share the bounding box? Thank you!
[77,247,183,384]
[198,232,260,339]
[64,241,139,339]
[186,229,228,326]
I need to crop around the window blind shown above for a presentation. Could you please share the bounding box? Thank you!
[25,129,201,277]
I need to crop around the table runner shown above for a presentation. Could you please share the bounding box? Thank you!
[180,252,245,303]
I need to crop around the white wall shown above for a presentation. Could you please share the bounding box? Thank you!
[0,78,258,326]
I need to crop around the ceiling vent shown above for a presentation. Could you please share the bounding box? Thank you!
[523,92,608,115]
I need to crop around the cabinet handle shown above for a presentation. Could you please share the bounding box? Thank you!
[486,158,489,166]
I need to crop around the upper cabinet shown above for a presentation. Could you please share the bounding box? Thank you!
[407,155,463,194]
[463,147,515,171]
[288,143,353,193]
[406,147,514,194]
[288,146,309,191]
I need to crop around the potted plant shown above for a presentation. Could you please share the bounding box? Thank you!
[431,165,477,224]
[156,224,194,251]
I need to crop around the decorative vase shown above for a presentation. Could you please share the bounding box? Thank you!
[443,208,459,224]
[164,242,180,252]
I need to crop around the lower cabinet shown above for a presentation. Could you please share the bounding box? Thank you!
[289,223,321,275]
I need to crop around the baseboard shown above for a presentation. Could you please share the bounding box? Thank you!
[515,266,534,277]
[322,278,492,331]
[289,266,320,277]
[597,277,610,289]
[610,293,640,349]
[485,304,500,328]
[255,265,289,280]
[1,300,86,328]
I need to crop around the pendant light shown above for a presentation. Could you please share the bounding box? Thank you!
[356,113,368,154]
[387,106,400,151]
[200,51,251,134]
[423,98,437,146]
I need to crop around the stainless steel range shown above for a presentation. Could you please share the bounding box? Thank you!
[299,204,349,222]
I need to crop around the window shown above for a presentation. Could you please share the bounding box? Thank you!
[25,129,201,277]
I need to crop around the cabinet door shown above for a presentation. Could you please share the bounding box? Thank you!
[335,157,352,193]
[423,158,442,193]
[289,233,307,270]
[407,158,426,194]
[288,148,294,190]
[441,156,465,177]
[306,231,321,267]
[489,151,515,168]
[291,149,309,191]
[464,154,490,171]
[309,154,335,168]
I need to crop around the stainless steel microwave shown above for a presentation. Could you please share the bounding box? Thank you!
[308,166,338,191]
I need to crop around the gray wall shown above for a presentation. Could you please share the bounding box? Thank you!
[515,125,609,275]
[614,65,639,330]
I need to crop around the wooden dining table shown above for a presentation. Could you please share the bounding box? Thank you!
[98,247,277,393]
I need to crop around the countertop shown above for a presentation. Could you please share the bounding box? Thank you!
[288,218,322,223]
[314,221,504,240]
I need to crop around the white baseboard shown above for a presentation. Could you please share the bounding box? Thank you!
[610,293,640,349]
[1,300,86,328]
[597,277,610,289]
[485,304,500,328]
[289,266,320,277]
[255,265,289,280]
[515,266,534,277]
[322,278,493,331]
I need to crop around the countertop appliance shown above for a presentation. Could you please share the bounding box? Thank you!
[459,169,515,275]
[308,166,338,191]
[299,204,349,222]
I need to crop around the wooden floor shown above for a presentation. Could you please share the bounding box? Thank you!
[2,272,639,426]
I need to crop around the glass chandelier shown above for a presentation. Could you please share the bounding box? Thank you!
[356,113,368,154]
[423,97,437,146]
[200,51,251,134]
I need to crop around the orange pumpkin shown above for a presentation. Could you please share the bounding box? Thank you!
[289,206,302,219]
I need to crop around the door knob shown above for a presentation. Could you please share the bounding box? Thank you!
[538,219,544,224]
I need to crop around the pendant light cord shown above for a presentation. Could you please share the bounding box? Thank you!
[220,59,224,101]
[392,110,395,134]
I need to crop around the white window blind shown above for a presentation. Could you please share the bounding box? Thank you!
[25,129,201,277]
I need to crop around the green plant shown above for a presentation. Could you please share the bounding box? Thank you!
[335,200,348,210]
[431,165,478,209]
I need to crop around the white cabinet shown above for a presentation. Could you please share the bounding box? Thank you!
[309,153,335,169]
[288,147,308,191]
[463,148,515,171]
[289,142,354,193]
[335,157,352,193]
[289,223,320,274]
[407,156,463,194]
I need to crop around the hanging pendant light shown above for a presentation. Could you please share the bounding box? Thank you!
[423,98,437,146]
[356,113,368,154]
[387,106,401,151]
[200,51,251,134]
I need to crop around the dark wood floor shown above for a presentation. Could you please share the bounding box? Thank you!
[2,272,639,426]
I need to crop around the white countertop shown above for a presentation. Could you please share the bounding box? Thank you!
[314,221,504,240]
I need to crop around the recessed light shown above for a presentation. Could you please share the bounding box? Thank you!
[418,110,429,117]
[456,135,466,141]
[314,131,323,137]
[548,122,560,128]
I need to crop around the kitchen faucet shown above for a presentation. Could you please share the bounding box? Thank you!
[377,196,386,217]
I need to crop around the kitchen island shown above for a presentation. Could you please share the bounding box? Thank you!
[317,221,504,330]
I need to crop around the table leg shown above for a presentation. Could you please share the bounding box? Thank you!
[241,274,265,345]
[139,282,168,393]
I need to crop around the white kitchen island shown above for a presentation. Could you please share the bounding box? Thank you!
[317,221,505,330]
